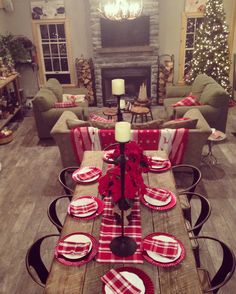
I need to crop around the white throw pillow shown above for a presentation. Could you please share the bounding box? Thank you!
[63,94,86,103]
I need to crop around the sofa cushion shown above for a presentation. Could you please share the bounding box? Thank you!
[54,101,76,108]
[161,118,198,129]
[191,74,216,98]
[45,78,63,101]
[34,88,57,112]
[91,120,116,129]
[66,119,91,129]
[199,84,229,107]
[131,119,164,130]
[172,93,201,107]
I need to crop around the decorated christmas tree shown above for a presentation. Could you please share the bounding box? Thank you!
[185,0,231,95]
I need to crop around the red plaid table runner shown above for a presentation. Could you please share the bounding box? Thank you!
[75,166,102,181]
[101,268,142,294]
[54,101,76,108]
[144,187,170,202]
[96,196,143,263]
[69,201,98,215]
[142,238,178,259]
[57,241,90,255]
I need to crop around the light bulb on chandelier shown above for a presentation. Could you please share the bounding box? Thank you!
[98,0,143,21]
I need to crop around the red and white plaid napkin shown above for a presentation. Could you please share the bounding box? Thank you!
[149,158,169,169]
[54,101,76,108]
[57,240,90,256]
[144,187,170,202]
[101,269,142,294]
[143,238,178,259]
[69,200,98,216]
[74,166,102,181]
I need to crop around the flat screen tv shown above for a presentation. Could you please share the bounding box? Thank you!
[100,16,150,47]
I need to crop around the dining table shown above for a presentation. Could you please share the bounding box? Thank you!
[45,150,203,294]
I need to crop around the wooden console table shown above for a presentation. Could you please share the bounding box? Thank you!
[0,74,22,130]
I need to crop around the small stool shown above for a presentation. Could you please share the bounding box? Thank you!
[201,129,226,165]
[133,100,154,120]
[130,106,150,123]
[103,107,117,121]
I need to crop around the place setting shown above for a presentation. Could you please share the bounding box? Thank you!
[147,156,171,172]
[54,232,99,266]
[141,232,185,267]
[72,166,102,184]
[140,187,176,211]
[67,195,104,220]
[101,267,154,294]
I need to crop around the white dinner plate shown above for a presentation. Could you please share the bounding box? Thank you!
[144,193,171,207]
[73,167,100,183]
[105,271,145,294]
[146,235,181,263]
[150,157,168,169]
[68,197,98,217]
[61,233,92,260]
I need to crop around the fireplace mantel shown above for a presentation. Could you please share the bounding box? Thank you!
[96,46,156,54]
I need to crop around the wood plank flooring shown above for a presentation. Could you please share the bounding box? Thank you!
[0,106,236,293]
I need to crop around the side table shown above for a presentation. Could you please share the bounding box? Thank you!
[130,106,150,123]
[102,107,117,121]
[202,129,226,165]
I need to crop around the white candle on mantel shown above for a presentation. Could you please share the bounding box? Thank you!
[115,122,131,143]
[112,79,125,95]
[120,99,126,109]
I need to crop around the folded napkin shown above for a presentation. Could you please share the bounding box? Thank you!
[57,240,90,256]
[77,167,102,181]
[101,269,142,294]
[143,238,179,259]
[149,158,169,169]
[144,187,170,202]
[69,200,98,216]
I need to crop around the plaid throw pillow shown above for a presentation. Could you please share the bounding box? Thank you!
[54,101,76,108]
[172,93,201,107]
[89,113,110,122]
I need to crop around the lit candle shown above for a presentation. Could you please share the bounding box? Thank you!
[115,122,131,143]
[119,99,126,109]
[112,79,125,95]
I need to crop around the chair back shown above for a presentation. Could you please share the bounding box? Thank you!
[25,234,60,287]
[191,236,236,294]
[58,166,79,195]
[47,195,72,233]
[172,164,201,194]
[182,192,211,236]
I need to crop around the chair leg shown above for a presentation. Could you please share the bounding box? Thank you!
[193,244,200,267]
[131,114,134,123]
[150,109,154,120]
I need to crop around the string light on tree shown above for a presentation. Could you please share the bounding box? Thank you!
[185,0,231,96]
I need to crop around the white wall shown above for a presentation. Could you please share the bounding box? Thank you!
[0,9,8,34]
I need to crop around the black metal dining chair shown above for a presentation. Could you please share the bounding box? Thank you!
[47,195,72,233]
[190,236,236,294]
[58,166,79,195]
[25,234,60,288]
[172,164,202,224]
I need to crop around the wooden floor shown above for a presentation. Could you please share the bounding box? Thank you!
[0,106,236,293]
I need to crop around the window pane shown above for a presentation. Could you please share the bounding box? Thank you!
[61,58,69,71]
[187,18,195,33]
[59,44,67,56]
[42,44,50,56]
[44,59,52,71]
[40,25,49,40]
[51,44,59,57]
[52,58,60,71]
[185,34,194,48]
[49,25,57,40]
[57,24,65,39]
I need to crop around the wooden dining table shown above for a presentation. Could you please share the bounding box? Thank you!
[45,150,203,294]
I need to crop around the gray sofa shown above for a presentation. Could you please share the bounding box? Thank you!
[32,79,89,139]
[163,74,229,132]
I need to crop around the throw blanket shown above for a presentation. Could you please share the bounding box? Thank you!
[71,127,189,165]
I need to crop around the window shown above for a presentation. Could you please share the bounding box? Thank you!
[178,12,204,84]
[32,20,75,86]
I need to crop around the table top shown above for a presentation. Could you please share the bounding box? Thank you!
[45,150,202,294]
[130,106,149,114]
[208,129,226,142]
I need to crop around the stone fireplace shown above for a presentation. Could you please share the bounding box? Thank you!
[89,0,159,106]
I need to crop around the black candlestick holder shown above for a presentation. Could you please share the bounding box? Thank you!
[110,142,138,257]
[116,95,123,122]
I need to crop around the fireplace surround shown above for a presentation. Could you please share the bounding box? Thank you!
[89,0,159,106]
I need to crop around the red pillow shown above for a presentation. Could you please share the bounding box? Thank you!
[89,113,111,122]
[54,101,76,108]
[172,93,201,107]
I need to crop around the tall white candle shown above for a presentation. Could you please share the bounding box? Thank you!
[120,99,126,110]
[115,122,131,143]
[112,79,125,95]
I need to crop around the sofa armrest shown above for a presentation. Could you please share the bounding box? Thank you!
[174,104,215,118]
[183,108,212,132]
[166,85,191,98]
[50,110,77,134]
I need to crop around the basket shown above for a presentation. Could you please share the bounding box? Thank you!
[0,133,13,145]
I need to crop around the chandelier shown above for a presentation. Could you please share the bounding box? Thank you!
[98,0,143,21]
